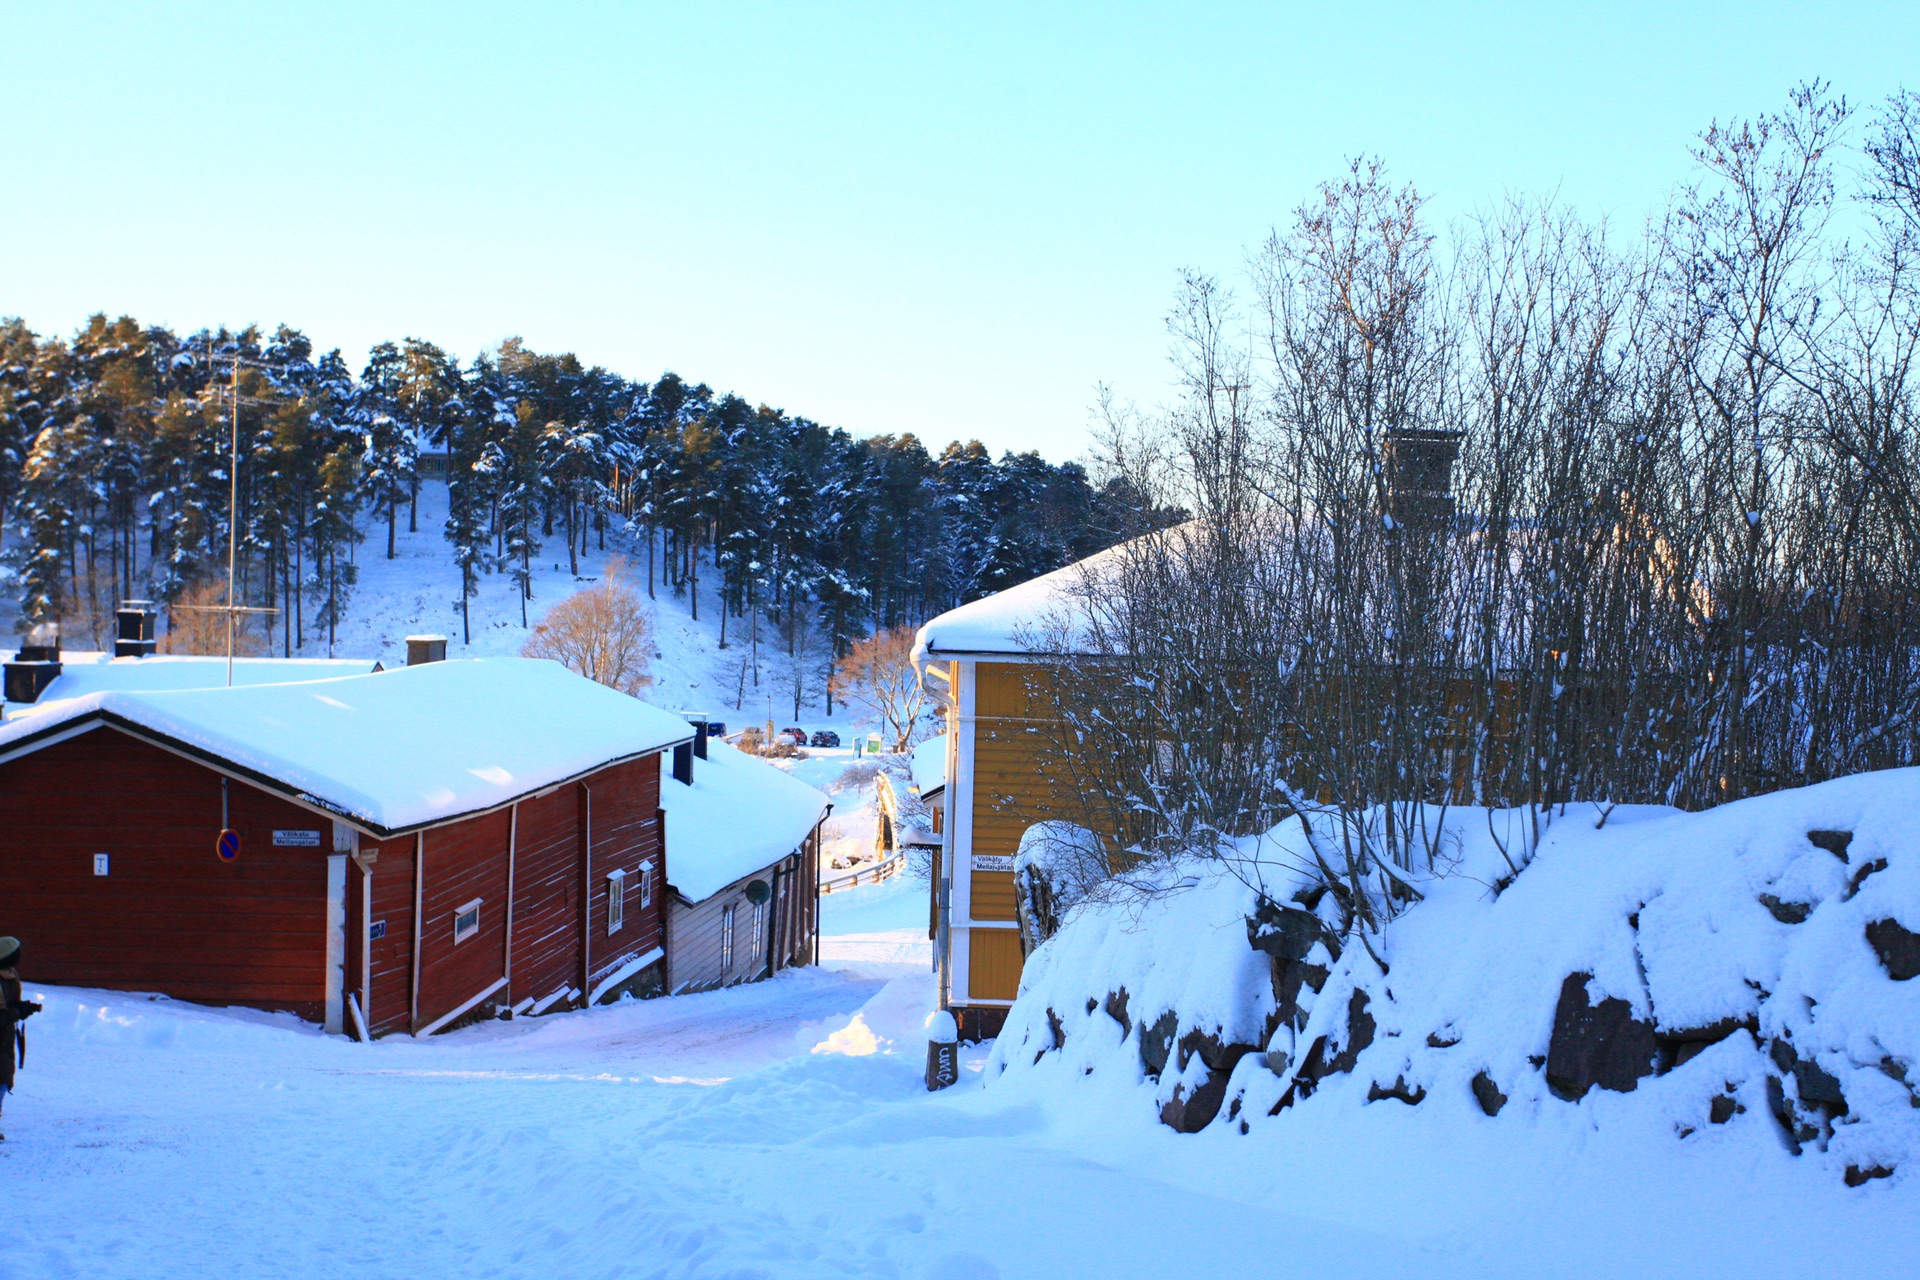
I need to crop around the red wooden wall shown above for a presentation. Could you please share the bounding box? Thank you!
[0,726,331,1019]
[346,753,666,1037]
[582,756,666,993]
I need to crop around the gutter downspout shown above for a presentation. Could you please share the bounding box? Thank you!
[917,655,958,1012]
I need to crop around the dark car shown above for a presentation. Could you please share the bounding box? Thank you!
[810,730,842,749]
[706,721,727,738]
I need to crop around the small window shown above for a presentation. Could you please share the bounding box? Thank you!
[607,868,626,936]
[721,903,736,970]
[752,899,765,955]
[453,898,483,944]
[638,859,654,908]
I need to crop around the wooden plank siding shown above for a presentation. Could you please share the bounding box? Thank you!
[666,824,822,994]
[503,786,584,1010]
[967,927,1024,1002]
[414,809,512,1032]
[582,757,667,995]
[0,725,332,1019]
[959,661,1078,1006]
[360,835,418,1037]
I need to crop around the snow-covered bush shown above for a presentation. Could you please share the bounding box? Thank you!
[1013,821,1106,952]
[987,770,1920,1186]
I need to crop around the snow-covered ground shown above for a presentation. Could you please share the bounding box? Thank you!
[10,788,1920,1277]
[10,862,1909,1279]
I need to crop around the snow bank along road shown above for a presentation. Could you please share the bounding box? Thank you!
[3,875,1905,1279]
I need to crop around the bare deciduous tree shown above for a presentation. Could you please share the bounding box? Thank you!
[832,625,929,752]
[1017,84,1920,942]
[520,557,654,694]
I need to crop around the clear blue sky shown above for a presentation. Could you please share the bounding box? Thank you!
[1,3,1913,462]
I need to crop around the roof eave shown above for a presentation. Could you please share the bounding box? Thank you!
[0,709,695,842]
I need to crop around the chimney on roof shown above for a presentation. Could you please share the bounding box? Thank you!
[406,635,448,666]
[3,658,60,704]
[16,620,60,664]
[115,600,158,659]
[1382,428,1464,528]
[672,740,694,786]
[6,622,63,704]
[683,711,710,760]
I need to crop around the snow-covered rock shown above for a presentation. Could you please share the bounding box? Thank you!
[987,771,1920,1185]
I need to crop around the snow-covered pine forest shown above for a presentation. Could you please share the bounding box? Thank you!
[0,325,1134,656]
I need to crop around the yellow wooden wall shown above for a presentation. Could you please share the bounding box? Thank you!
[962,660,1073,1001]
[967,928,1024,1001]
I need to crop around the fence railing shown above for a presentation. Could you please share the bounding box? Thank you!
[820,850,906,895]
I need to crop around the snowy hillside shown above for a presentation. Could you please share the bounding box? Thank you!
[296,481,863,733]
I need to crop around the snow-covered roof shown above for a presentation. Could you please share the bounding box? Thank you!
[914,536,1143,660]
[911,733,947,799]
[661,739,829,904]
[12,654,382,705]
[0,658,695,838]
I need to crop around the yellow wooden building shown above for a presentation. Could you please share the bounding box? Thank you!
[912,557,1103,1040]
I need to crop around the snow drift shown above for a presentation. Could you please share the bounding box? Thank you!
[987,769,1920,1187]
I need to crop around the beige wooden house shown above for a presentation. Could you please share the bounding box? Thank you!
[659,732,829,993]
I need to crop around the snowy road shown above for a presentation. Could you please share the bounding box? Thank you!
[0,872,1418,1280]
[6,876,1909,1279]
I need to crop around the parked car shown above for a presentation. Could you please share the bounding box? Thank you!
[810,730,842,748]
[781,726,808,744]
[706,721,727,737]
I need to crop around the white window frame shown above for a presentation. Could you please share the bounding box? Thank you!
[752,898,765,956]
[721,903,736,970]
[453,897,483,945]
[606,868,626,936]
[638,859,654,908]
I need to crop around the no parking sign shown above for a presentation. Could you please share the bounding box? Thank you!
[216,828,241,862]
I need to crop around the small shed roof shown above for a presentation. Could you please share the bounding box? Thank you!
[661,739,830,904]
[910,733,948,799]
[15,654,382,705]
[0,658,694,838]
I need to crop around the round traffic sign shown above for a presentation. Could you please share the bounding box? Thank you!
[216,828,241,862]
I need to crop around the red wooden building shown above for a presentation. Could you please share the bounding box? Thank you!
[0,657,695,1037]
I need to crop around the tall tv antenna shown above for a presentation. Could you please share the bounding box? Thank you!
[172,351,280,686]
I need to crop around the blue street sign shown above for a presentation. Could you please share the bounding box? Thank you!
[217,828,241,862]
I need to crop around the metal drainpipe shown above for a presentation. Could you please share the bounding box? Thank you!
[764,862,783,978]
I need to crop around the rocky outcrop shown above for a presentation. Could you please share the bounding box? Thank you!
[1545,972,1659,1099]
[1759,893,1813,924]
[1866,917,1920,981]
[1807,829,1854,860]
[1367,1075,1427,1105]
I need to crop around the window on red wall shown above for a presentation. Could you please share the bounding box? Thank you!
[454,898,482,944]
[607,869,627,935]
